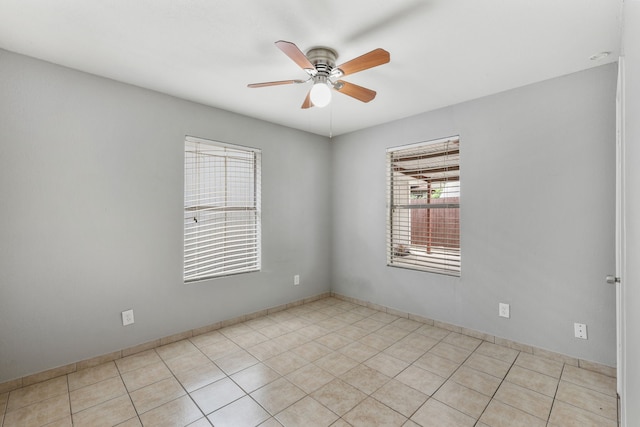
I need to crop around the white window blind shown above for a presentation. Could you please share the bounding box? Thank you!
[184,136,261,282]
[387,137,461,276]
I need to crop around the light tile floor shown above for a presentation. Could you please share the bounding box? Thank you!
[0,297,618,427]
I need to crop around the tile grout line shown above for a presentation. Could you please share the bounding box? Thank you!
[547,364,619,425]
[113,353,143,426]
[545,363,566,426]
[304,304,405,425]
[3,377,71,426]
[154,347,211,425]
[266,302,403,424]
[198,355,267,424]
[178,326,295,425]
[358,330,453,424]
[282,306,377,423]
[199,334,275,420]
[471,349,521,427]
[429,339,514,426]
[316,302,509,425]
[350,328,498,424]
[0,389,8,427]
[401,331,460,422]
[65,374,72,425]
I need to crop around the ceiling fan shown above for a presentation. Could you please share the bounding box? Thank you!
[248,40,390,109]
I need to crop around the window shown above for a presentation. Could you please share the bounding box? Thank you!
[184,136,261,282]
[386,136,460,276]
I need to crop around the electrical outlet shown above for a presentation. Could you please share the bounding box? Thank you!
[498,303,510,318]
[122,309,135,326]
[294,274,300,286]
[574,323,588,339]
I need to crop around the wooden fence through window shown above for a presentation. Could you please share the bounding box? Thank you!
[411,197,460,252]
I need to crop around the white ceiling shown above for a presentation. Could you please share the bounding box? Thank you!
[0,0,622,137]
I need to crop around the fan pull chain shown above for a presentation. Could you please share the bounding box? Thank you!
[329,102,333,139]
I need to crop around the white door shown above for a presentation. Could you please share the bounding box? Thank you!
[615,56,626,424]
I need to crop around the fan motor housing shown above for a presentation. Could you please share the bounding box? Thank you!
[306,47,337,76]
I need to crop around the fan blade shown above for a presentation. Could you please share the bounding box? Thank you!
[248,79,305,88]
[275,40,315,71]
[335,81,377,103]
[336,48,390,77]
[301,90,314,109]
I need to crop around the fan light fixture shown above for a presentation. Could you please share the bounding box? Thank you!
[310,79,332,108]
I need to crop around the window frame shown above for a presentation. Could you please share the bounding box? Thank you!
[386,136,461,276]
[183,136,261,283]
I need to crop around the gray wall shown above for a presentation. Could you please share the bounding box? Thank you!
[0,49,332,382]
[331,64,617,366]
[622,1,640,424]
